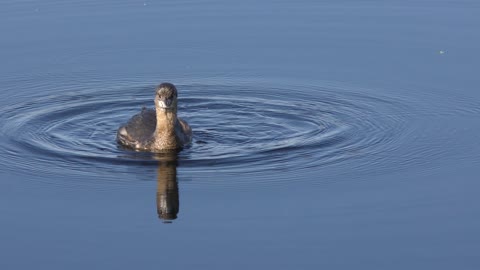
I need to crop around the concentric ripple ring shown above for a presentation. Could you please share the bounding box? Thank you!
[0,81,413,185]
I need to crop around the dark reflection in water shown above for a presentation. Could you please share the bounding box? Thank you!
[153,152,180,222]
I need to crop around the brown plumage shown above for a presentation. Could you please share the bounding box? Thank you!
[117,83,192,152]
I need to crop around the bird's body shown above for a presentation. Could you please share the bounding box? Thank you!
[117,83,192,152]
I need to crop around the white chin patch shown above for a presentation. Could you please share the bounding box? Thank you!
[158,100,169,109]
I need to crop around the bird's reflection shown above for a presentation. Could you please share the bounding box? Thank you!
[154,152,180,222]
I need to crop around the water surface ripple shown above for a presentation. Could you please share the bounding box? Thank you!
[0,80,419,186]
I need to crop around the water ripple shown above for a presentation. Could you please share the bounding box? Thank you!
[0,80,417,187]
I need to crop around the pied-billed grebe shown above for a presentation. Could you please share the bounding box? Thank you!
[116,82,192,151]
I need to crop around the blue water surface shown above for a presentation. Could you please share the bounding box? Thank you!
[1,0,480,269]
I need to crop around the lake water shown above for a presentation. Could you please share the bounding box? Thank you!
[1,0,480,269]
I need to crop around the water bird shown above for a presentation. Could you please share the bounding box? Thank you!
[117,83,192,151]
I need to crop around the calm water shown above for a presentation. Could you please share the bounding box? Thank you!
[1,0,480,269]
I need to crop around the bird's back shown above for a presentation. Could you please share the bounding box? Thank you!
[117,108,156,148]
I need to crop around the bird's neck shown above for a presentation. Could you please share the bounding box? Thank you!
[155,109,177,135]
